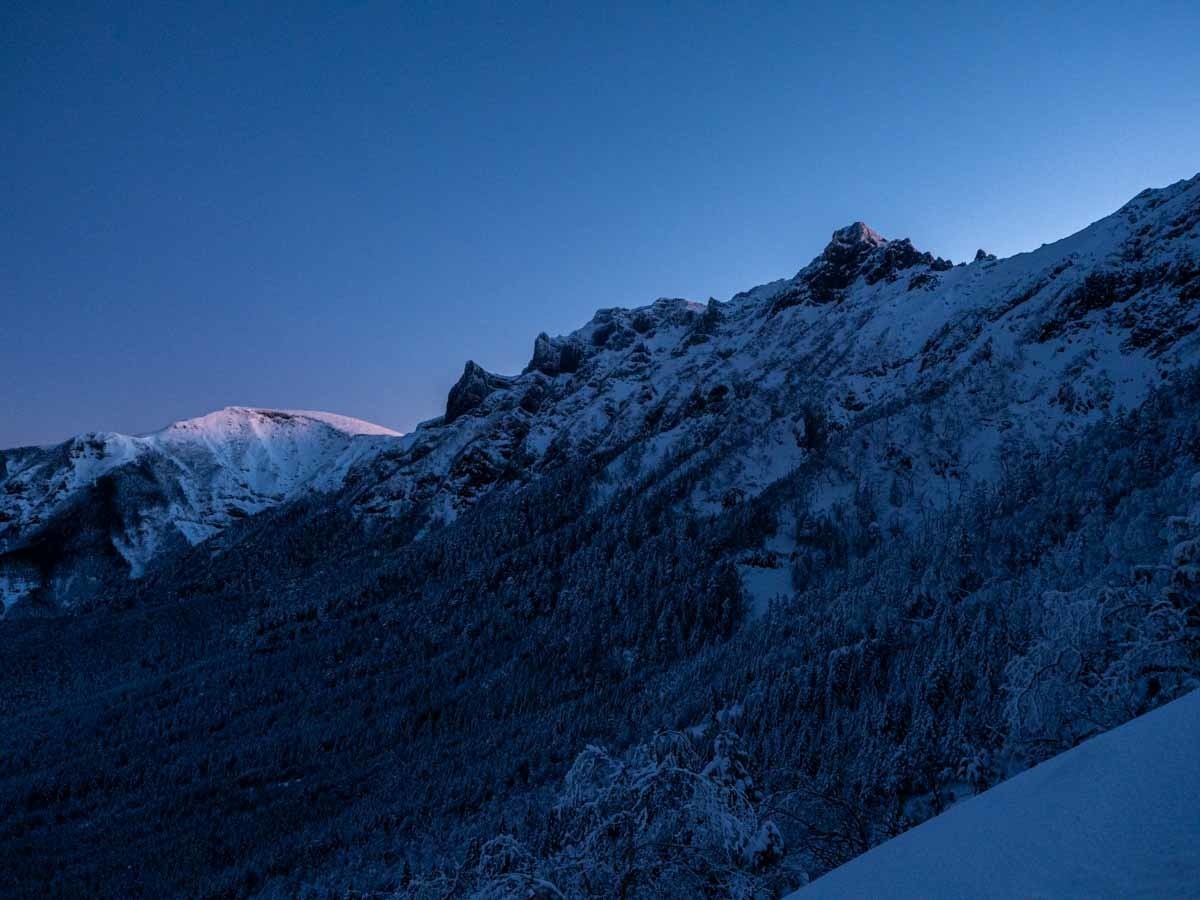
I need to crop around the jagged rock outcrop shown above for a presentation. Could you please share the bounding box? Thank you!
[526,332,560,375]
[771,222,953,311]
[801,221,891,303]
[862,238,953,284]
[524,332,588,377]
[445,361,511,423]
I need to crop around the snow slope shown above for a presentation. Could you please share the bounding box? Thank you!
[792,689,1200,899]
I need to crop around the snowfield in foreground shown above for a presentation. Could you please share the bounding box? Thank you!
[794,689,1200,899]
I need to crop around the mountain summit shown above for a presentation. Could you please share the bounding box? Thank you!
[775,219,955,308]
[824,221,889,260]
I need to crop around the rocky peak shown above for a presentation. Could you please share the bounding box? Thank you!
[788,222,888,304]
[830,221,888,251]
[770,221,954,313]
[819,221,889,274]
[445,361,510,424]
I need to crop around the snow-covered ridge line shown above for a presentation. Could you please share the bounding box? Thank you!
[354,173,1200,534]
[4,173,1199,615]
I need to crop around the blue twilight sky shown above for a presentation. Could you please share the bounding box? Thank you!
[2,1,1198,446]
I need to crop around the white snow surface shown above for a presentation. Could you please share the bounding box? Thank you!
[155,407,402,438]
[792,689,1200,899]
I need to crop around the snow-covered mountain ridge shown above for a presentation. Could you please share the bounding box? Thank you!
[0,407,401,611]
[4,174,1199,616]
[350,175,1200,548]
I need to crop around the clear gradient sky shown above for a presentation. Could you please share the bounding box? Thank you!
[3,1,1198,446]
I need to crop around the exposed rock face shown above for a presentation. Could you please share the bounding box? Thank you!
[802,221,891,303]
[863,238,953,284]
[557,340,585,374]
[527,332,560,375]
[525,332,587,376]
[445,361,511,423]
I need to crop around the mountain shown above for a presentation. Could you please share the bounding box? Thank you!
[1,175,1199,896]
[0,407,401,612]
[364,174,1198,515]
[7,175,1197,617]
[793,688,1200,898]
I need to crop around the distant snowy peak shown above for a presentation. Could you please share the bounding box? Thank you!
[152,406,402,441]
[0,405,402,520]
[0,406,403,611]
